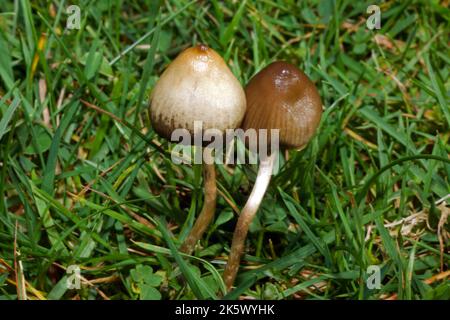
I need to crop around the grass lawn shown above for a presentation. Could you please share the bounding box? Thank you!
[0,0,449,300]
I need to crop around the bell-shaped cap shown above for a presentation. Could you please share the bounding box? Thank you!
[150,44,246,143]
[242,61,322,149]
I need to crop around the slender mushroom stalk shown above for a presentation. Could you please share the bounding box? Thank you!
[223,152,276,289]
[223,61,323,291]
[179,148,216,254]
[150,44,246,255]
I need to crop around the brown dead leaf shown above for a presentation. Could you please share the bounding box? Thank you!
[437,202,450,272]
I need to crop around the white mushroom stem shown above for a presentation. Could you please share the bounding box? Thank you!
[223,151,277,291]
[180,148,217,255]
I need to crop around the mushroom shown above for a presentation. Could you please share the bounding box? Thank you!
[150,44,246,255]
[223,61,323,290]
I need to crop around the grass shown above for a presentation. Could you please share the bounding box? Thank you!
[0,0,449,300]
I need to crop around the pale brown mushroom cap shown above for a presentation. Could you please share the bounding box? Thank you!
[150,45,246,142]
[242,61,323,149]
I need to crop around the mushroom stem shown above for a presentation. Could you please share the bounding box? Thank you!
[180,149,217,255]
[223,151,277,291]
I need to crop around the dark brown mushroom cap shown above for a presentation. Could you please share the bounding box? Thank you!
[242,61,322,149]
